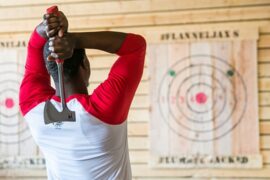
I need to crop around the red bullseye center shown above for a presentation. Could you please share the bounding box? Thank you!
[196,92,207,104]
[5,98,14,109]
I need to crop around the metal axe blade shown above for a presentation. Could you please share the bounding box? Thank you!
[43,6,76,125]
[44,100,76,125]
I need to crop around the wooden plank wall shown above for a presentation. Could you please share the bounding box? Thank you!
[0,0,270,179]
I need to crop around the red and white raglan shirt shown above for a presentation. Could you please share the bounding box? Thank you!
[19,29,146,180]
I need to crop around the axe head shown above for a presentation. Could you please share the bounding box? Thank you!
[44,100,76,125]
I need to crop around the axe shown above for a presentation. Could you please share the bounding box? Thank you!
[44,6,76,125]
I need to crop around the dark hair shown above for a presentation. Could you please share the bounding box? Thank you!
[43,41,86,82]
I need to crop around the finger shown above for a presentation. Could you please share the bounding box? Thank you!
[53,43,70,53]
[49,36,71,50]
[51,38,70,50]
[59,17,66,26]
[49,36,56,42]
[48,46,54,52]
[59,20,68,31]
[46,30,56,38]
[49,40,54,47]
[44,13,57,19]
[46,16,59,24]
[58,28,65,37]
[43,14,58,26]
[46,22,60,31]
[47,55,56,61]
[50,45,66,53]
[43,14,50,20]
[58,12,67,23]
[55,53,66,59]
[50,52,59,59]
[46,28,60,37]
[48,37,56,46]
[58,12,68,31]
[49,36,62,48]
[50,36,65,45]
[48,46,57,53]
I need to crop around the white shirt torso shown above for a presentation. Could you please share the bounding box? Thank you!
[25,98,132,180]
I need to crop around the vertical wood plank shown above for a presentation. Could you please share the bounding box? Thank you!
[167,43,191,155]
[210,41,233,155]
[189,42,214,154]
[148,44,170,160]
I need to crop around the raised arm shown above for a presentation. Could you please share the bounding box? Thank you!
[46,31,127,61]
[73,32,127,53]
[19,12,68,116]
[88,32,146,124]
[85,32,146,124]
[48,31,146,124]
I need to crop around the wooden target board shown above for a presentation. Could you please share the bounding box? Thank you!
[0,38,45,169]
[148,26,261,168]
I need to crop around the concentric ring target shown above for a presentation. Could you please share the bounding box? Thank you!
[0,61,32,144]
[174,73,230,123]
[158,55,247,142]
[185,83,219,114]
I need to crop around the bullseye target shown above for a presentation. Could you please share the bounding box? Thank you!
[149,29,260,168]
[0,60,32,144]
[157,55,247,142]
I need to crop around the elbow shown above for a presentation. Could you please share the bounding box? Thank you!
[134,34,146,50]
[117,33,147,55]
[127,33,146,52]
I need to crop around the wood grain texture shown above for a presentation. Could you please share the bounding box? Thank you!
[148,33,260,168]
[0,0,269,179]
[0,6,270,33]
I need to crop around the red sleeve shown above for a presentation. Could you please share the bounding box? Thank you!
[19,29,55,116]
[87,34,146,124]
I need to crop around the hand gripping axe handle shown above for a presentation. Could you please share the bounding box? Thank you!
[44,6,76,125]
